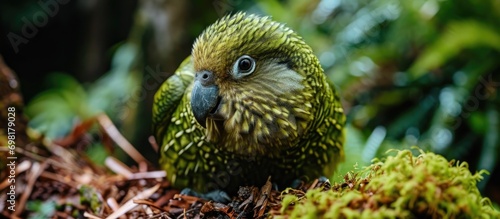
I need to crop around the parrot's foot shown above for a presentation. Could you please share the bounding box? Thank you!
[290,176,330,190]
[180,188,231,203]
[290,179,303,189]
[316,176,331,188]
[271,182,279,191]
[317,176,329,183]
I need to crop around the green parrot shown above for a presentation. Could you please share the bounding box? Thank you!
[153,12,345,194]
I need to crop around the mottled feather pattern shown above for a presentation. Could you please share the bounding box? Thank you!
[153,12,346,193]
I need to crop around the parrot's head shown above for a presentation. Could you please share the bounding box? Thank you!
[190,12,324,156]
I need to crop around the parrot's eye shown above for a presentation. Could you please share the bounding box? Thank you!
[238,57,253,72]
[233,55,255,78]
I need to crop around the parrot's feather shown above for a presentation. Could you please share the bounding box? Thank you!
[152,57,194,139]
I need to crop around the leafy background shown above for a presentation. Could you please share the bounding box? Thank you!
[1,0,499,206]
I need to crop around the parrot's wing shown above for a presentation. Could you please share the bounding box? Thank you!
[152,57,194,144]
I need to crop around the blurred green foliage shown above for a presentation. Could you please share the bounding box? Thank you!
[17,0,499,203]
[26,43,141,139]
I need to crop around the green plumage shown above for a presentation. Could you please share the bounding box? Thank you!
[153,12,345,193]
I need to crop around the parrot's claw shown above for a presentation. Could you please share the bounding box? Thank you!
[290,179,304,189]
[289,176,330,190]
[317,176,331,190]
[272,182,279,191]
[318,176,329,183]
[180,188,231,203]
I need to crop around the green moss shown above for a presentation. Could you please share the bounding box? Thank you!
[276,149,500,218]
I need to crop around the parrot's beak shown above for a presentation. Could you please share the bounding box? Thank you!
[191,70,221,128]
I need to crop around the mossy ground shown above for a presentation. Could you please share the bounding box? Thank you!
[275,149,500,218]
